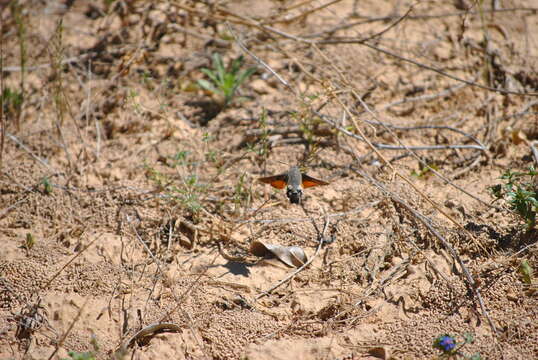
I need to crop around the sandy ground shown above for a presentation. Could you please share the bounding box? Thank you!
[1,0,538,359]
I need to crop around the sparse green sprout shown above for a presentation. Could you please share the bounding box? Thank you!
[42,177,53,195]
[233,173,251,214]
[25,233,36,250]
[172,150,190,167]
[197,53,256,108]
[246,108,270,159]
[1,87,23,117]
[205,150,218,163]
[519,260,533,285]
[202,132,214,143]
[490,167,538,230]
[62,351,96,360]
[146,166,206,214]
[411,164,439,178]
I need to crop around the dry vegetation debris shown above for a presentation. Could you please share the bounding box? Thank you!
[1,0,538,359]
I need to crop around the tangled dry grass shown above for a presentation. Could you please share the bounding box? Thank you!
[1,1,538,359]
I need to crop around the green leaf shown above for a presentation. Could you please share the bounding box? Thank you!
[237,67,256,86]
[463,332,474,344]
[200,68,219,84]
[213,53,225,80]
[197,79,219,94]
[230,55,244,75]
[519,260,533,284]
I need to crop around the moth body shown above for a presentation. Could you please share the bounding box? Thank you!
[258,166,329,204]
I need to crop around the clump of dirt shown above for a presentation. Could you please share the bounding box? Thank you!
[1,1,538,359]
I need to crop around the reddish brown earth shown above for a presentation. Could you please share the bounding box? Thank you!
[1,1,538,359]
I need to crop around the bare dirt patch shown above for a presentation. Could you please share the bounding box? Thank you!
[1,1,538,359]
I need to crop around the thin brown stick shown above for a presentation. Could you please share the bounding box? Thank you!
[305,7,538,38]
[6,132,57,172]
[225,22,294,93]
[0,18,4,171]
[391,196,497,335]
[41,234,104,291]
[317,39,537,97]
[236,200,381,225]
[224,7,538,97]
[263,0,343,25]
[354,167,497,335]
[310,45,488,252]
[130,224,205,351]
[47,298,89,360]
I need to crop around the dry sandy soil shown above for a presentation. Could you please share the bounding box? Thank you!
[1,0,538,359]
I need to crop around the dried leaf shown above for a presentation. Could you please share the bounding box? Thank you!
[250,240,307,267]
[367,346,392,359]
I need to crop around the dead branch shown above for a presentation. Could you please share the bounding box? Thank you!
[353,166,497,335]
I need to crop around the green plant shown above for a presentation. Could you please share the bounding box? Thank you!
[233,173,251,215]
[518,259,534,285]
[490,167,538,230]
[246,108,271,165]
[146,163,207,214]
[1,87,23,118]
[42,176,53,194]
[411,163,439,178]
[197,53,256,108]
[62,351,96,360]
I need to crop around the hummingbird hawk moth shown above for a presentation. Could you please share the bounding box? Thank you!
[258,166,329,204]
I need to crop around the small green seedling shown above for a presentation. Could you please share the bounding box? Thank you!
[24,233,35,250]
[411,164,439,178]
[42,177,53,195]
[62,334,99,360]
[490,167,538,230]
[62,351,96,360]
[197,53,256,108]
[1,87,23,117]
[518,259,533,285]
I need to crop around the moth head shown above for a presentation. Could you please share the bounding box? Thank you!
[286,185,303,204]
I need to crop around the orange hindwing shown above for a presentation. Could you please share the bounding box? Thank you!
[258,174,287,189]
[301,174,329,188]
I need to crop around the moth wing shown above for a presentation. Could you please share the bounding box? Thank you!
[301,173,329,188]
[258,174,287,189]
